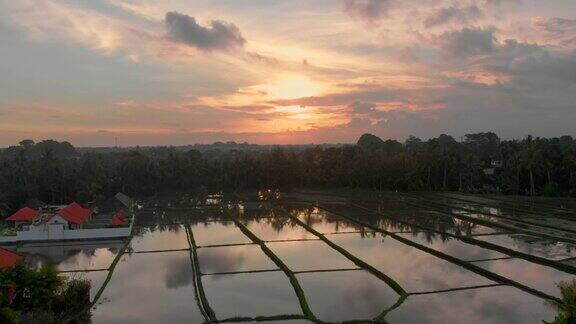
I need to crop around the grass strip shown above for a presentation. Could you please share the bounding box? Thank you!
[202,269,282,276]
[403,193,576,239]
[215,314,309,323]
[133,248,190,254]
[466,256,515,263]
[441,193,576,220]
[90,236,132,306]
[197,242,255,249]
[226,210,317,321]
[293,268,362,274]
[408,283,506,296]
[264,238,321,243]
[349,201,576,275]
[323,231,378,235]
[58,268,109,273]
[185,225,217,322]
[318,203,562,304]
[275,206,407,297]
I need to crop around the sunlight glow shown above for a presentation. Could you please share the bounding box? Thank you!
[263,75,322,100]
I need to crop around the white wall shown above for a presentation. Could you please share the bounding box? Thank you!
[14,227,131,242]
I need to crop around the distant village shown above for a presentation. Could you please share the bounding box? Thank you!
[0,193,134,268]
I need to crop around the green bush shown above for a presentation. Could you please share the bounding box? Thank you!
[0,262,91,323]
[546,280,576,324]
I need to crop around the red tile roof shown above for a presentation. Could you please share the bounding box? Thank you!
[6,207,39,222]
[58,202,92,225]
[116,210,126,220]
[109,210,126,226]
[0,248,21,269]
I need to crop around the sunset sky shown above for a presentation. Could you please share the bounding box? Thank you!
[1,0,576,146]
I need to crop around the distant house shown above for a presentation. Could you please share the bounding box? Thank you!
[6,207,40,230]
[56,202,93,229]
[97,193,132,213]
[1,195,132,243]
[114,193,134,210]
[108,210,126,227]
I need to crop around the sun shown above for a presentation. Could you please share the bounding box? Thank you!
[264,75,322,100]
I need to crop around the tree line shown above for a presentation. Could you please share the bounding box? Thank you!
[1,132,575,216]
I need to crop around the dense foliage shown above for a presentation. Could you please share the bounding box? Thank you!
[546,280,576,324]
[0,262,91,323]
[0,133,575,215]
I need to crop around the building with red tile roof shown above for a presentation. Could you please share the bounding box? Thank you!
[6,207,39,222]
[57,202,92,225]
[108,212,125,226]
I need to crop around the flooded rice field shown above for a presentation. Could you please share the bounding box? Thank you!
[14,191,576,323]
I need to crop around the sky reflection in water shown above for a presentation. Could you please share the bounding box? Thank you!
[13,193,575,323]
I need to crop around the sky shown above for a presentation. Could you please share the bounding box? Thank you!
[1,0,575,147]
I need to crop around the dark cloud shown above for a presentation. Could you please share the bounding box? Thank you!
[342,0,392,24]
[424,5,482,27]
[440,27,497,58]
[165,11,246,51]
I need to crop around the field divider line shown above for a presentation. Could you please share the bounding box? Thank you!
[559,256,576,262]
[132,248,191,254]
[402,193,576,240]
[58,268,109,273]
[438,193,576,220]
[273,206,408,323]
[214,314,309,323]
[293,268,362,274]
[185,225,217,322]
[134,221,226,227]
[317,203,562,304]
[323,231,378,235]
[202,269,282,276]
[197,242,256,249]
[264,238,321,243]
[466,256,515,263]
[408,283,506,296]
[274,206,407,296]
[224,209,318,321]
[82,236,133,322]
[57,235,132,323]
[348,201,576,275]
[469,233,515,237]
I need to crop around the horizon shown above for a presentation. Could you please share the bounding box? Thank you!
[3,130,576,150]
[1,1,576,146]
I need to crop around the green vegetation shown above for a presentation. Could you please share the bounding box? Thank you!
[0,262,91,323]
[546,280,576,324]
[1,132,575,216]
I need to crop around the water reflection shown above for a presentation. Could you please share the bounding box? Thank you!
[51,191,575,323]
[91,252,204,324]
[475,234,576,261]
[386,285,554,323]
[203,272,301,319]
[197,245,277,274]
[17,240,123,271]
[267,240,356,271]
[473,258,575,297]
[298,271,398,322]
[330,233,494,292]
